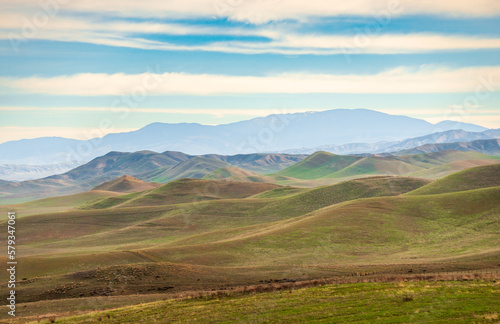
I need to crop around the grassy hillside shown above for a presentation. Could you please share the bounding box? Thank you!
[407,164,500,195]
[274,150,500,181]
[275,151,363,179]
[138,157,232,183]
[0,190,121,217]
[9,183,497,284]
[1,165,498,321]
[250,176,431,221]
[89,178,280,208]
[407,159,498,179]
[206,153,308,174]
[203,167,274,182]
[52,280,500,324]
[92,175,160,193]
[142,187,499,267]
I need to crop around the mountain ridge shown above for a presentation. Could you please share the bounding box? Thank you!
[0,109,489,165]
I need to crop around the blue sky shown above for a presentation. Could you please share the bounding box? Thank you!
[0,0,499,143]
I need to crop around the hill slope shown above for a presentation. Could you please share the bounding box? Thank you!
[407,164,500,195]
[92,175,160,193]
[275,152,363,179]
[276,150,500,180]
[89,178,281,208]
[149,187,500,267]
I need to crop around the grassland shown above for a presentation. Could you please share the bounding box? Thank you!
[407,164,500,195]
[31,279,500,324]
[0,163,498,322]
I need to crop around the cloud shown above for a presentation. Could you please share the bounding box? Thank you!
[1,66,499,96]
[2,11,500,55]
[0,106,319,118]
[3,0,500,23]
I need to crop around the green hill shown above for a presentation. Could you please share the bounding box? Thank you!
[407,164,500,195]
[0,190,121,217]
[138,157,233,183]
[274,150,500,181]
[252,176,431,220]
[275,151,363,179]
[148,186,500,267]
[105,178,280,208]
[203,167,275,182]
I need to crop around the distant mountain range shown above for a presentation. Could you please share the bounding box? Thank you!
[389,139,500,156]
[282,129,500,155]
[0,151,307,203]
[0,109,489,165]
[1,145,499,204]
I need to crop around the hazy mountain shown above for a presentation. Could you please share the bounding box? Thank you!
[389,139,500,156]
[0,161,84,181]
[0,179,11,185]
[0,137,81,165]
[282,129,500,155]
[432,120,487,133]
[0,109,489,165]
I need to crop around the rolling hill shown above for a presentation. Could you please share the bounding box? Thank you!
[137,157,233,183]
[274,151,363,179]
[275,150,500,180]
[92,175,161,193]
[407,164,500,195]
[0,151,306,204]
[0,190,122,217]
[85,178,281,209]
[144,186,499,267]
[0,164,498,319]
[203,167,276,183]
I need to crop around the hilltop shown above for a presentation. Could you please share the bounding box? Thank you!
[85,178,281,209]
[92,175,160,193]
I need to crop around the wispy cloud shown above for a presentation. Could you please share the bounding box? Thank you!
[2,12,500,55]
[3,0,500,23]
[0,107,322,118]
[1,66,498,95]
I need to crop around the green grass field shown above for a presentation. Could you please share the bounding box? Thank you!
[37,279,500,324]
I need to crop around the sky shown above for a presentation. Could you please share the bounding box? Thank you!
[0,0,499,143]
